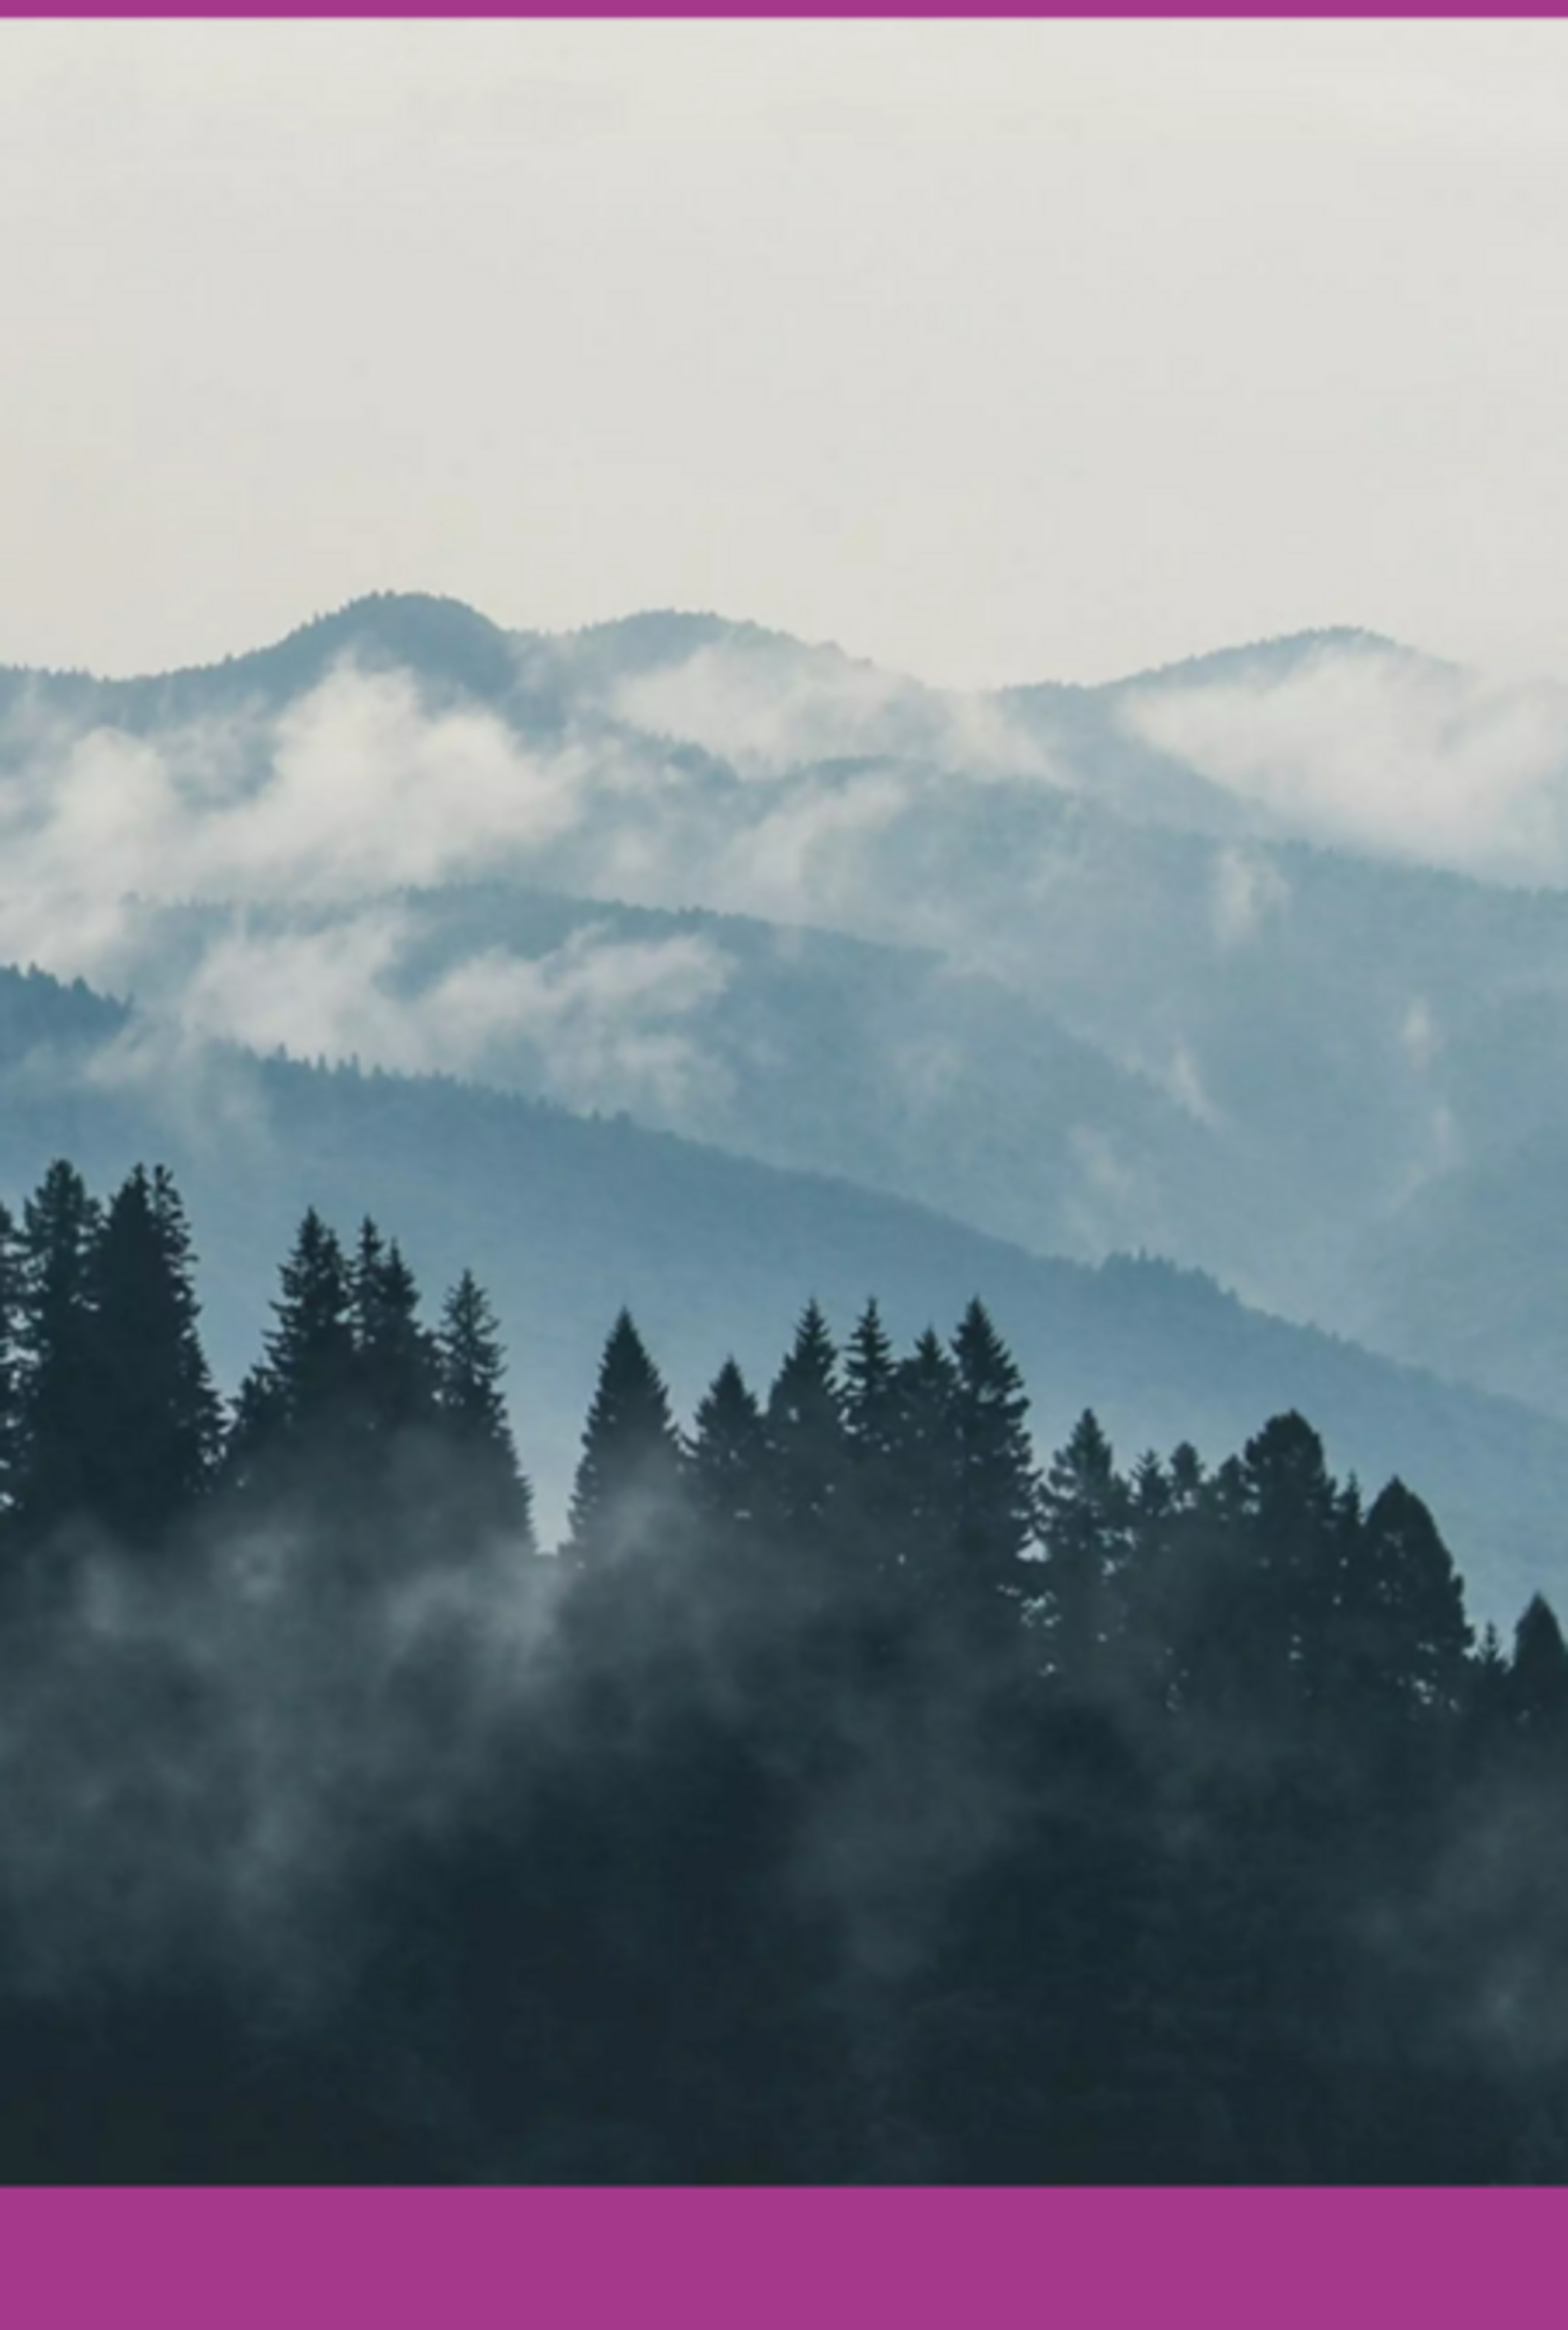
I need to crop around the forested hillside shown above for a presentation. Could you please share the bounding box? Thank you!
[2,1154,1567,2183]
[12,595,1568,1417]
[0,963,1565,1619]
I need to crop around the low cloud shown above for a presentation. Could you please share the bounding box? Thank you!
[609,634,1055,785]
[1162,1039,1221,1128]
[0,660,589,992]
[0,661,747,1113]
[1125,645,1568,882]
[131,910,737,1121]
[0,1514,561,2006]
[1210,845,1290,948]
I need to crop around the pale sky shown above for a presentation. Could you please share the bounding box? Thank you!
[6,19,1568,690]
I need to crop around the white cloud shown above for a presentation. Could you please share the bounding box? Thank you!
[128,906,736,1123]
[610,633,1056,785]
[1126,646,1568,882]
[421,926,735,1116]
[201,666,586,899]
[1210,845,1290,948]
[711,766,912,922]
[0,660,593,992]
[1163,1040,1221,1128]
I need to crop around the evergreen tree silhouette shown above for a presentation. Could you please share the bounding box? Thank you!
[264,1207,356,1428]
[1465,1619,1513,1744]
[567,1309,685,1563]
[352,1219,440,1438]
[1337,1478,1472,1724]
[886,1326,960,1587]
[1036,1410,1131,1688]
[226,1208,355,1488]
[1118,1450,1173,1675]
[15,1159,103,1540]
[0,1199,22,1528]
[84,1164,221,1546]
[841,1298,907,1583]
[690,1357,768,1552]
[1509,1594,1568,1735]
[950,1298,1036,1626]
[843,1299,899,1462]
[1120,1439,1212,1713]
[1236,1410,1345,1715]
[764,1299,848,1548]
[436,1268,535,1548]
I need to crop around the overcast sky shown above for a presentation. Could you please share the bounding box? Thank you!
[5,19,1568,690]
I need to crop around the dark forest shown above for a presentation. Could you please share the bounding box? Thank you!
[2,1156,1566,2184]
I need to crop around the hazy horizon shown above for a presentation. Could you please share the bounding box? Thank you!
[9,20,1568,697]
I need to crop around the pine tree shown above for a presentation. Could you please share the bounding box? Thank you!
[840,1298,909,1582]
[83,1164,221,1546]
[887,1327,961,1588]
[843,1299,899,1462]
[1236,1410,1345,1713]
[436,1268,534,1547]
[690,1357,768,1551]
[264,1207,356,1426]
[1336,1478,1472,1724]
[14,1159,103,1538]
[1035,1410,1129,1687]
[225,1207,356,1483]
[764,1299,848,1546]
[0,1199,23,1527]
[566,1309,685,1563]
[950,1298,1036,1619]
[1114,1445,1174,1706]
[352,1219,440,1437]
[1509,1594,1568,1736]
[1465,1620,1512,1746]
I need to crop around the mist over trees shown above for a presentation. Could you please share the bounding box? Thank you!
[2,1156,1568,2182]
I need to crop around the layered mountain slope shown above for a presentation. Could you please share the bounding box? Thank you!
[8,596,1568,1426]
[0,962,1564,1622]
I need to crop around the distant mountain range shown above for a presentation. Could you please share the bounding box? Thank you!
[5,593,1568,1613]
[0,958,1560,1626]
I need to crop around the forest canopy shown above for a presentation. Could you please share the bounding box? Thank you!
[0,1157,1564,2186]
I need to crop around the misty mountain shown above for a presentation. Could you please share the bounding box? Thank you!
[1,960,1566,1624]
[103,882,1244,1271]
[9,593,1568,1433]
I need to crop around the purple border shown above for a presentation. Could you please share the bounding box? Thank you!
[8,5,1568,16]
[0,2186,1550,2325]
[5,8,1567,2325]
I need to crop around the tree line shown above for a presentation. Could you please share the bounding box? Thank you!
[4,1154,1568,2183]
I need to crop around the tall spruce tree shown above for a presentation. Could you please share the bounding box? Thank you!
[690,1357,768,1552]
[1121,1439,1212,1712]
[1235,1410,1346,1714]
[0,1199,22,1528]
[84,1164,221,1546]
[263,1207,356,1428]
[1336,1478,1472,1725]
[1509,1594,1568,1735]
[567,1309,685,1563]
[887,1327,961,1587]
[436,1268,534,1548]
[950,1298,1036,1619]
[763,1299,847,1544]
[15,1159,103,1539]
[226,1208,356,1487]
[1036,1410,1130,1688]
[841,1299,906,1580]
[352,1219,440,1437]
[843,1300,899,1463]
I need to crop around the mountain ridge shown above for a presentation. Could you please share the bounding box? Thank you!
[0,590,1432,705]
